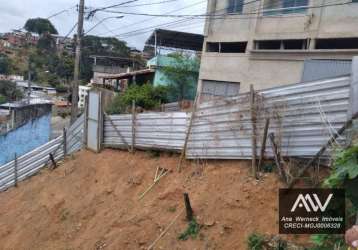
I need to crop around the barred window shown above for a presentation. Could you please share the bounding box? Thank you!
[227,0,244,14]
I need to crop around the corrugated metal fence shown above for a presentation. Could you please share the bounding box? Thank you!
[0,114,84,191]
[186,76,351,159]
[103,112,188,151]
[101,76,352,161]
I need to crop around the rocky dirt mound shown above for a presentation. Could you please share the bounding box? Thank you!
[0,149,309,250]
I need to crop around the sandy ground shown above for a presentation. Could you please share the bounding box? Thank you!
[0,149,310,250]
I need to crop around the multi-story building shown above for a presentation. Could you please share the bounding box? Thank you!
[198,0,358,97]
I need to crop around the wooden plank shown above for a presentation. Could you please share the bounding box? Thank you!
[250,85,258,179]
[258,118,270,171]
[131,100,136,153]
[269,133,287,183]
[288,112,358,188]
[178,95,198,172]
[14,153,18,187]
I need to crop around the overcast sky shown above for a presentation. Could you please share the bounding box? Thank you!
[0,0,206,49]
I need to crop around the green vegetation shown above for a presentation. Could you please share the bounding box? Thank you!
[81,35,131,81]
[0,80,23,102]
[161,52,199,101]
[310,144,358,250]
[247,233,265,250]
[178,218,201,241]
[0,94,6,104]
[6,19,132,92]
[24,18,58,35]
[106,84,169,114]
[0,53,13,75]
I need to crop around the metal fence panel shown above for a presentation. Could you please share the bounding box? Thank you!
[187,76,351,159]
[103,112,189,151]
[0,115,84,192]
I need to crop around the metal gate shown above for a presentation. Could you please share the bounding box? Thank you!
[86,90,102,152]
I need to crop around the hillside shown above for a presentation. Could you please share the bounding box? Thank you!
[0,149,310,249]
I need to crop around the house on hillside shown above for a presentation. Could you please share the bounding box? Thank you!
[3,30,39,48]
[198,0,358,97]
[98,29,203,101]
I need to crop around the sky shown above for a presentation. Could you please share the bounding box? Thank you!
[0,0,207,49]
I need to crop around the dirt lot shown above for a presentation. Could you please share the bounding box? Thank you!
[0,149,310,250]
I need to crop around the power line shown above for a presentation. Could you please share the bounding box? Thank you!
[110,0,348,39]
[102,0,180,8]
[100,0,353,18]
[47,5,77,19]
[87,0,142,18]
[95,0,206,36]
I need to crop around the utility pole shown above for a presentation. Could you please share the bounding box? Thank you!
[71,0,85,124]
[27,60,31,104]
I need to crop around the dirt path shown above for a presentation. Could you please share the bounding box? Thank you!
[0,149,309,250]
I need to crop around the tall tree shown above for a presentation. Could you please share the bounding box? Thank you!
[0,80,23,101]
[37,33,56,52]
[24,18,58,35]
[0,54,13,75]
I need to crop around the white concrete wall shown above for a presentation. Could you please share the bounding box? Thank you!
[199,0,358,92]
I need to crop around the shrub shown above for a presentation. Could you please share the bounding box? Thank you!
[247,233,265,250]
[0,94,6,104]
[106,84,169,114]
[178,219,201,241]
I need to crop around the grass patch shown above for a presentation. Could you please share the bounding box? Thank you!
[247,232,265,250]
[178,218,201,241]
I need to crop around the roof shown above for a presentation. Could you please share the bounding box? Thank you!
[0,99,53,109]
[144,29,204,52]
[103,69,155,80]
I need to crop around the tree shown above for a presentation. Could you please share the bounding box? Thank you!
[161,53,200,101]
[0,54,13,75]
[81,35,131,81]
[24,18,58,35]
[106,84,169,114]
[37,33,56,52]
[0,80,23,101]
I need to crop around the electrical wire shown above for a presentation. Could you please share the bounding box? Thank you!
[94,0,207,36]
[100,0,353,18]
[103,0,181,8]
[87,0,142,18]
[47,5,77,19]
[109,0,349,40]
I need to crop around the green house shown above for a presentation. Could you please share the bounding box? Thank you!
[147,55,199,101]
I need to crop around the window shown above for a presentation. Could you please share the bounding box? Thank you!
[221,42,247,53]
[201,80,240,100]
[254,39,308,50]
[315,38,358,50]
[227,0,244,14]
[206,41,247,53]
[206,42,220,52]
[263,0,308,15]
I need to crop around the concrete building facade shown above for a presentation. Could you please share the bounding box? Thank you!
[199,0,358,96]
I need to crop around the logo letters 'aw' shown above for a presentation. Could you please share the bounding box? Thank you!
[291,194,333,212]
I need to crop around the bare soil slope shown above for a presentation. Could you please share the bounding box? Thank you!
[0,149,308,250]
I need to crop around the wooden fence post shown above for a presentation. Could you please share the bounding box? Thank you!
[131,100,136,153]
[258,118,270,171]
[63,128,67,157]
[14,153,18,187]
[250,85,258,179]
[184,193,193,221]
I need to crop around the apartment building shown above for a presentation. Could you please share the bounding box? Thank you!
[199,0,358,97]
